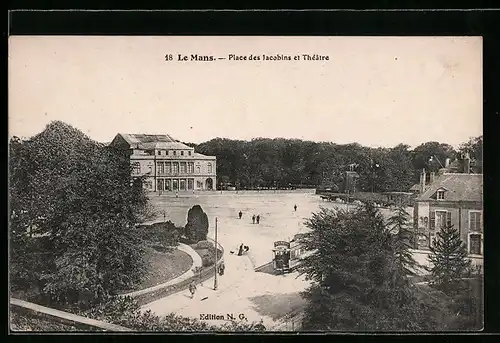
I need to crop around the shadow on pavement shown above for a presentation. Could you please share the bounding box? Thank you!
[249,292,307,320]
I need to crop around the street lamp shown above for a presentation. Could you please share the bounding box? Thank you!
[214,217,218,291]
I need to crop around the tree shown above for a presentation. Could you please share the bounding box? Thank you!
[411,142,456,174]
[386,205,420,276]
[9,121,150,309]
[428,225,472,296]
[458,136,483,173]
[296,203,435,331]
[184,205,209,242]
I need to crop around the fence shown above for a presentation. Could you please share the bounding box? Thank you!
[10,298,132,332]
[134,238,224,306]
[271,308,305,331]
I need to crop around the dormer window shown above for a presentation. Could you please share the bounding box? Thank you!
[437,190,445,200]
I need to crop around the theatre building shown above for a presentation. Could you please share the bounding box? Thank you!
[110,133,217,192]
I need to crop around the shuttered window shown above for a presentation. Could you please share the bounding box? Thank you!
[446,211,452,228]
[469,234,481,255]
[430,211,435,230]
[469,211,482,232]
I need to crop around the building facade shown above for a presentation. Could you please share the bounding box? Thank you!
[110,133,216,192]
[413,168,483,261]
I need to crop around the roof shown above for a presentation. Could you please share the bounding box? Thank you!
[417,173,483,202]
[117,134,193,150]
[409,184,420,191]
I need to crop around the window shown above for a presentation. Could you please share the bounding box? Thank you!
[188,178,194,190]
[188,162,194,174]
[132,162,141,174]
[180,162,186,174]
[181,151,184,156]
[196,165,201,174]
[437,190,445,200]
[157,162,164,174]
[207,163,212,174]
[469,211,482,232]
[433,210,451,230]
[173,151,177,156]
[166,150,169,156]
[469,234,482,255]
[157,151,161,156]
[165,163,171,174]
[173,163,179,174]
[188,151,192,156]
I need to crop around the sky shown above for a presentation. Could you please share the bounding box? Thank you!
[8,36,482,148]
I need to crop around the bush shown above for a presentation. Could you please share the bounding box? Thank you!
[142,221,180,248]
[184,205,209,242]
[201,251,216,267]
[196,240,214,249]
[82,296,266,332]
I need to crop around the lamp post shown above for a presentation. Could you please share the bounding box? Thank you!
[214,217,218,291]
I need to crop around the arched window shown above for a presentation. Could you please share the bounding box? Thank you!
[207,163,212,174]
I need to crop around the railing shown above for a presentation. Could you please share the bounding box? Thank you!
[271,308,305,331]
[133,238,224,306]
[10,298,133,332]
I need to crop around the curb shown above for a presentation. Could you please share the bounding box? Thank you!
[120,243,202,298]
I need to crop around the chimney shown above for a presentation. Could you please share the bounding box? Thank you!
[463,153,471,174]
[419,168,426,193]
[430,171,435,184]
[445,158,451,168]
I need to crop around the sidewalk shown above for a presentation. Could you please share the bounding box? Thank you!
[140,252,310,329]
[122,243,202,298]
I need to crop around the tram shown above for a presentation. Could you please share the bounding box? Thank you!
[272,234,307,274]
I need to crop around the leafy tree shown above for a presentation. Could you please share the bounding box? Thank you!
[458,135,483,173]
[411,141,456,174]
[9,121,150,309]
[386,205,420,276]
[296,204,437,331]
[428,225,472,296]
[184,205,209,242]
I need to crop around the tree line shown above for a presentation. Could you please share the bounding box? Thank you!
[187,136,482,192]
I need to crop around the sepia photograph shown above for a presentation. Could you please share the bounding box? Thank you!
[8,35,483,332]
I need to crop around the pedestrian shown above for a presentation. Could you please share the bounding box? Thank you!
[252,215,255,224]
[256,215,260,224]
[238,243,244,256]
[188,281,197,299]
[294,204,297,212]
[218,262,225,276]
[239,211,243,219]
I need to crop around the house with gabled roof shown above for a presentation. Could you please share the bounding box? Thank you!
[413,166,483,262]
[109,133,217,192]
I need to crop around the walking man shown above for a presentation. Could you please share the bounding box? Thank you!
[239,211,243,219]
[218,262,225,276]
[188,281,197,299]
[252,215,255,224]
[294,204,297,212]
[256,215,260,224]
